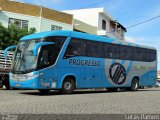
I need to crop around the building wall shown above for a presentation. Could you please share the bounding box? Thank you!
[97,13,115,38]
[0,11,41,31]
[0,0,40,17]
[0,11,73,32]
[0,0,73,33]
[42,7,73,25]
[63,8,101,27]
[41,18,73,32]
[0,0,73,25]
[73,19,97,34]
[64,8,126,40]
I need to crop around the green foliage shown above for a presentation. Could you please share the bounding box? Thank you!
[0,23,36,50]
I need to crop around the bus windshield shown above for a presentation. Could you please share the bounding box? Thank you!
[11,36,66,74]
[12,40,40,74]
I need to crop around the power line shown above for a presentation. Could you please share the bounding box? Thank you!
[126,15,160,29]
[79,0,111,9]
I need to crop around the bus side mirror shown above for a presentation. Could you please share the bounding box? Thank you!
[4,46,16,58]
[33,42,55,56]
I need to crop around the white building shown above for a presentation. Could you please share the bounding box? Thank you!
[0,1,126,41]
[64,8,126,40]
[0,0,73,32]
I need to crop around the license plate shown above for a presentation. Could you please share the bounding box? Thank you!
[16,84,21,87]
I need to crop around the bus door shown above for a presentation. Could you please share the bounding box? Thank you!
[38,44,56,88]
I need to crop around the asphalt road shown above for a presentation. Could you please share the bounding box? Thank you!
[0,88,160,114]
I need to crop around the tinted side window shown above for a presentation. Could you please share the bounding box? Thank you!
[120,45,133,60]
[112,44,120,59]
[87,41,103,58]
[140,48,146,61]
[104,43,112,58]
[65,38,86,57]
[45,36,66,48]
[145,49,150,62]
[104,43,119,59]
[150,50,156,61]
[133,47,141,61]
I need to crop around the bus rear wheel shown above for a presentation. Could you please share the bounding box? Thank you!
[60,77,75,94]
[130,78,139,91]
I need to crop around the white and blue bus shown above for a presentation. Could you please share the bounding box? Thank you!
[4,31,157,94]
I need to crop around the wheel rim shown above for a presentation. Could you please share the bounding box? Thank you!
[132,81,138,89]
[64,82,72,90]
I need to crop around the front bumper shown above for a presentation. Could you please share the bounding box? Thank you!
[10,78,58,90]
[10,78,39,89]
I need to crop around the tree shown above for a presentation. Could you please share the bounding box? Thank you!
[0,23,36,50]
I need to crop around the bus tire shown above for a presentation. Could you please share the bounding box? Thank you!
[60,77,75,94]
[107,88,118,92]
[39,89,50,94]
[130,78,139,91]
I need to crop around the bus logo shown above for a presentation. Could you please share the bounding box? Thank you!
[109,63,126,85]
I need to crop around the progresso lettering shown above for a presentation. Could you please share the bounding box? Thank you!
[69,59,100,67]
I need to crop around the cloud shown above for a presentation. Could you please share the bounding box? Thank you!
[125,36,145,43]
[125,36,137,43]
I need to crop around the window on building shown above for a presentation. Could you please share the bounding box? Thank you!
[110,22,115,33]
[102,19,106,30]
[8,18,29,29]
[117,28,121,34]
[51,25,62,30]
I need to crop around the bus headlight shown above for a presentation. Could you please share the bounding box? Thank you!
[52,81,57,88]
[10,72,39,81]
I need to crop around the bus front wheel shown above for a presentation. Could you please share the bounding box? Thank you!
[60,77,75,94]
[130,78,139,91]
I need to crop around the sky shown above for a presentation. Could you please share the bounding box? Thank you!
[16,0,160,70]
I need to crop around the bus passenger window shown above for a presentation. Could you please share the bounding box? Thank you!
[120,45,133,60]
[65,38,86,57]
[105,43,119,59]
[87,41,103,58]
[112,45,119,59]
[105,43,112,58]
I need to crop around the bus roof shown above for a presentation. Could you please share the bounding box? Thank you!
[20,30,156,50]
